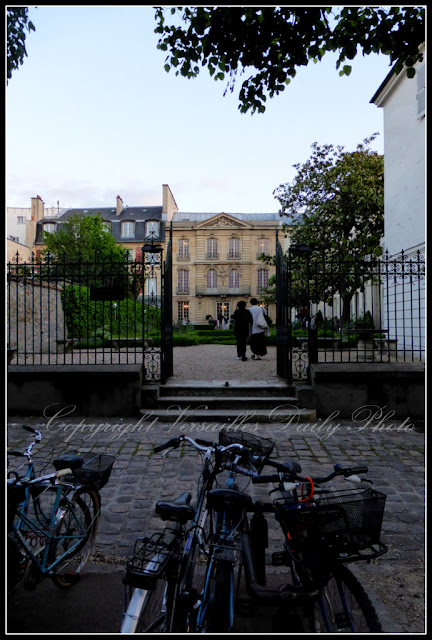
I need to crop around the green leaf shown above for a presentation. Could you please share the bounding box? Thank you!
[406,67,416,79]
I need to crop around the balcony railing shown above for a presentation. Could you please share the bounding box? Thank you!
[176,254,190,261]
[205,253,219,260]
[196,286,251,296]
[227,252,241,260]
[176,286,190,295]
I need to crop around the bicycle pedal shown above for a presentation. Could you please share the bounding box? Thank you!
[272,551,289,566]
[235,598,256,617]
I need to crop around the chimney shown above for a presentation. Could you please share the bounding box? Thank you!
[162,184,179,222]
[116,195,124,215]
[31,195,45,222]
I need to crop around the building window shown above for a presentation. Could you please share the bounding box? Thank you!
[126,249,134,261]
[177,269,189,294]
[257,238,269,257]
[145,221,160,239]
[178,301,189,324]
[228,237,240,259]
[121,221,135,238]
[206,237,218,259]
[178,238,189,259]
[207,269,218,289]
[257,269,269,291]
[17,216,24,224]
[43,223,56,234]
[228,269,239,289]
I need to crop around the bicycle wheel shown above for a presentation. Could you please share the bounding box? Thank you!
[49,486,100,588]
[198,558,235,632]
[121,579,177,633]
[310,564,382,632]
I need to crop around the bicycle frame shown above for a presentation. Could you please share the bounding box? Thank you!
[11,482,89,580]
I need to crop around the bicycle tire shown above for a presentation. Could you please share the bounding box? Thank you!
[309,564,382,633]
[198,559,235,632]
[49,486,100,588]
[121,578,177,633]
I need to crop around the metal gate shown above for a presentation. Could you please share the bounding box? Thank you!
[161,222,173,382]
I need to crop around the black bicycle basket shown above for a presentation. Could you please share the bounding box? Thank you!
[219,429,274,472]
[71,453,115,490]
[123,530,179,590]
[277,488,387,560]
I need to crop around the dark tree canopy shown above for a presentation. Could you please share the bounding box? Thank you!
[7,7,36,82]
[155,6,425,114]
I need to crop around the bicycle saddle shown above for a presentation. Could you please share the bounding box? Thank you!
[156,491,195,524]
[53,453,84,472]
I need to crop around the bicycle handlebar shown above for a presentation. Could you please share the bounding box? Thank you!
[252,464,369,485]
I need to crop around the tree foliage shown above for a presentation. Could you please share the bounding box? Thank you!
[154,6,425,114]
[41,213,130,289]
[7,7,36,82]
[268,135,384,324]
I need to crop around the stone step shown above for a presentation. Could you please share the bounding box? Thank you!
[139,407,317,423]
[159,381,297,398]
[157,395,299,410]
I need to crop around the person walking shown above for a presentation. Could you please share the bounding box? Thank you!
[248,298,268,360]
[233,301,252,361]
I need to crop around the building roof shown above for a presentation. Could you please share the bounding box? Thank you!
[56,206,163,221]
[172,212,280,222]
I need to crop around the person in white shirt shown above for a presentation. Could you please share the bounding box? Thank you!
[248,298,268,360]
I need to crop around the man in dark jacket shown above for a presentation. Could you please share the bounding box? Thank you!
[233,301,252,361]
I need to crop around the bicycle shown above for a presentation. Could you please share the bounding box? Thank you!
[121,429,274,633]
[7,425,115,592]
[240,456,388,632]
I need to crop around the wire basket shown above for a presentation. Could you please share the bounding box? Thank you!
[71,453,115,490]
[123,531,178,590]
[277,488,387,560]
[219,429,274,468]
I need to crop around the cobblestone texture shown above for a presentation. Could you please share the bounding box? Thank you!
[7,411,425,633]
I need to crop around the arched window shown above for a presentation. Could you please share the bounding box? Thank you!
[257,238,269,256]
[228,269,239,289]
[206,269,218,289]
[206,237,218,259]
[228,237,240,259]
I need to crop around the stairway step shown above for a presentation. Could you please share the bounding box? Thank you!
[157,396,299,410]
[159,381,296,397]
[139,407,316,423]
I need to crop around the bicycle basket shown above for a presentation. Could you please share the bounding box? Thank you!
[277,488,386,560]
[123,531,178,590]
[71,453,115,490]
[7,481,26,533]
[219,429,274,462]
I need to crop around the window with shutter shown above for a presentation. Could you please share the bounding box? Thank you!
[229,269,239,289]
[417,64,425,118]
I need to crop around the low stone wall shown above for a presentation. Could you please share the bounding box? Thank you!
[7,365,142,417]
[310,362,425,420]
[7,278,66,354]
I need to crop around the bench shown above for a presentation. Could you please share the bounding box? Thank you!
[56,339,78,354]
[301,337,341,351]
[374,338,398,355]
[111,338,150,350]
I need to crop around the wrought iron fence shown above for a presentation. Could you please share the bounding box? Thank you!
[7,247,169,382]
[279,247,425,382]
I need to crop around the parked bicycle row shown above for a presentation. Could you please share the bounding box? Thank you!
[8,423,391,633]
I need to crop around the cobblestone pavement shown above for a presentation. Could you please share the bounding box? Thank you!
[7,409,425,633]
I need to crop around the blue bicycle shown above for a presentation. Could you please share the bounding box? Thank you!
[7,425,114,591]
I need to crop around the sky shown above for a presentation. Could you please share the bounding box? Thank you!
[6,5,394,215]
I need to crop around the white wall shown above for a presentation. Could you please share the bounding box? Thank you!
[375,57,425,256]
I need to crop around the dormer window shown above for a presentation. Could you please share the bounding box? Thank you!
[43,222,56,234]
[145,221,160,239]
[121,221,135,238]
